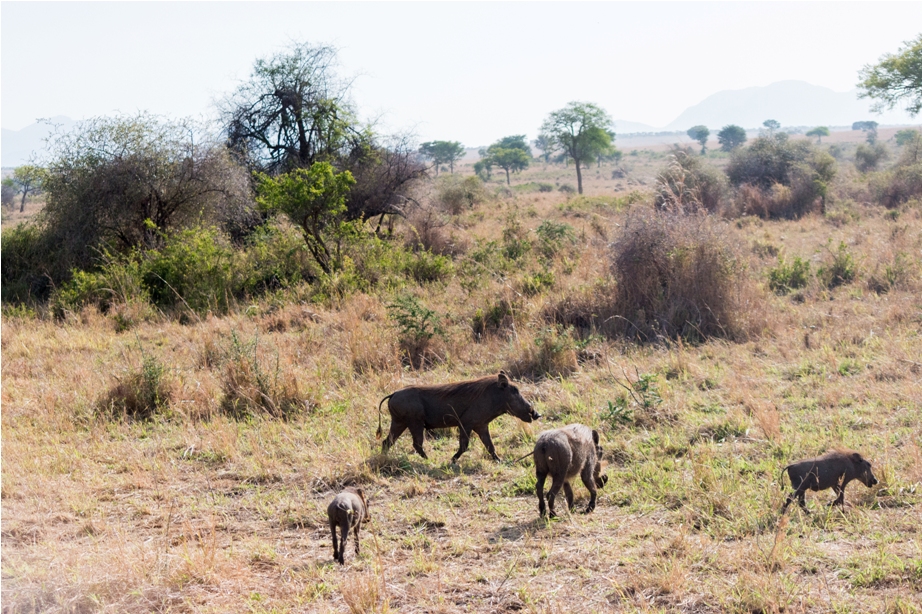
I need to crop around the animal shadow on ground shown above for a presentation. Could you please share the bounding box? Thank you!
[365,452,488,480]
[488,517,549,543]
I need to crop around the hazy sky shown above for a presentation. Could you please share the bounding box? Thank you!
[2,2,920,145]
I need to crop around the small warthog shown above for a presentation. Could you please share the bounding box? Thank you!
[534,424,609,518]
[376,371,540,462]
[327,488,369,565]
[780,449,879,513]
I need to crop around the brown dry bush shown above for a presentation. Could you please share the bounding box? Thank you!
[609,207,754,342]
[97,355,176,419]
[654,148,727,213]
[404,207,467,257]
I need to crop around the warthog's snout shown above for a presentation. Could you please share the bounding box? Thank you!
[529,408,541,421]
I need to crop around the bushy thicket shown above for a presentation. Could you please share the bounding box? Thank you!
[654,148,727,213]
[726,134,836,219]
[52,224,312,317]
[870,130,922,208]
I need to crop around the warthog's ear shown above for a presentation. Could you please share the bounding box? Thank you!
[498,371,509,387]
[592,430,600,446]
[851,452,864,463]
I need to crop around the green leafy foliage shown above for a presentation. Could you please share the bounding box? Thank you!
[858,33,922,117]
[255,163,356,274]
[818,242,857,288]
[768,255,811,294]
[419,141,466,175]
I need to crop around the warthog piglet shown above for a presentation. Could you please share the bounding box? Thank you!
[327,487,369,565]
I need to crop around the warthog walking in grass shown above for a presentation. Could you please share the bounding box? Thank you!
[780,449,879,513]
[376,371,540,462]
[327,488,369,565]
[534,424,609,518]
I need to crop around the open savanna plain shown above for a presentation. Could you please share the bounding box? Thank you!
[3,134,922,613]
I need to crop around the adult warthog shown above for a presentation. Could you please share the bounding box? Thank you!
[376,371,540,462]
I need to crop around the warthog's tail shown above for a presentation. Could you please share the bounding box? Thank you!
[778,465,790,490]
[375,394,394,440]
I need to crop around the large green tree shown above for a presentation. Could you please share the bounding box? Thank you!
[717,125,747,152]
[539,102,614,194]
[686,125,710,154]
[479,135,531,185]
[858,34,922,117]
[418,141,465,176]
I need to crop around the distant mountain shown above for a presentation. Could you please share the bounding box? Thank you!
[664,81,917,131]
[1,116,75,167]
[613,119,660,134]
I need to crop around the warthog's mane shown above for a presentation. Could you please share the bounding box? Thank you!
[420,375,500,401]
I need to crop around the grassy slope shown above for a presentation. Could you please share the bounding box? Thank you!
[2,137,922,613]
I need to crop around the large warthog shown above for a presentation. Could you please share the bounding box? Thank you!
[534,424,609,518]
[780,449,879,513]
[376,371,540,462]
[327,487,370,565]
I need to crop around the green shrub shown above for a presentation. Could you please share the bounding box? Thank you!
[388,295,444,368]
[535,220,576,259]
[521,269,555,296]
[471,298,516,338]
[502,215,532,260]
[558,184,576,194]
[1,222,60,303]
[537,182,554,192]
[404,250,452,284]
[855,142,889,173]
[768,256,811,294]
[53,252,151,317]
[818,242,857,288]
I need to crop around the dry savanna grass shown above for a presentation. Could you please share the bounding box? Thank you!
[3,134,922,613]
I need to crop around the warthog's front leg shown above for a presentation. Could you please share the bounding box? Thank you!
[474,425,501,461]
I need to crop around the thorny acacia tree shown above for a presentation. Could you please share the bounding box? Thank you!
[418,141,465,176]
[223,42,426,222]
[223,43,361,175]
[539,102,614,194]
[717,125,747,152]
[479,135,531,185]
[9,165,45,213]
[858,33,922,117]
